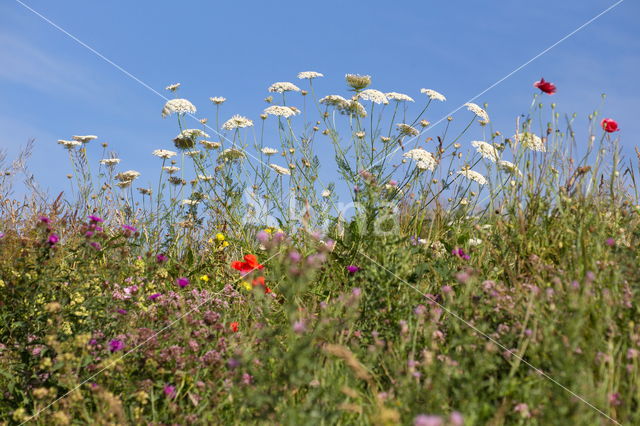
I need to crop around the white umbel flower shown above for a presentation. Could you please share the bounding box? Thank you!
[209,96,227,104]
[58,139,81,149]
[319,95,348,108]
[162,98,196,118]
[261,147,279,155]
[359,89,389,105]
[464,103,489,122]
[264,105,299,118]
[163,166,180,174]
[184,150,201,157]
[403,148,437,171]
[200,140,221,149]
[198,175,214,181]
[218,148,246,162]
[345,74,371,90]
[514,132,545,152]
[152,149,177,159]
[321,189,331,197]
[182,199,200,206]
[397,123,420,136]
[338,99,367,117]
[457,169,487,185]
[297,71,324,80]
[386,92,414,102]
[268,82,300,93]
[99,158,120,166]
[421,89,446,102]
[165,83,181,92]
[72,135,98,143]
[115,170,141,182]
[270,164,291,175]
[471,141,499,162]
[222,115,254,130]
[497,160,522,177]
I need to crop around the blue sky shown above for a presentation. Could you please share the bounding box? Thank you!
[0,0,638,198]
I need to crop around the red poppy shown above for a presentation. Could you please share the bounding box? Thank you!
[231,254,264,274]
[251,276,271,293]
[230,322,239,332]
[601,118,619,133]
[533,78,556,95]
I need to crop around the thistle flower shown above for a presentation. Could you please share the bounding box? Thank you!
[386,92,414,102]
[270,164,291,175]
[165,83,181,92]
[222,115,254,130]
[109,339,124,352]
[268,82,300,93]
[58,139,82,149]
[176,277,190,288]
[200,140,221,149]
[358,89,389,105]
[345,74,371,90]
[297,71,324,80]
[346,265,360,274]
[261,147,278,155]
[403,149,437,171]
[471,141,499,162]
[210,96,226,104]
[99,158,120,166]
[264,105,299,118]
[397,123,420,137]
[72,135,98,143]
[152,149,177,159]
[457,169,487,185]
[464,102,489,122]
[514,132,545,152]
[162,166,180,174]
[48,234,59,245]
[162,98,196,118]
[218,148,246,162]
[420,88,446,102]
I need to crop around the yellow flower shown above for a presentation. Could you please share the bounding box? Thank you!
[200,274,209,282]
[241,281,252,291]
[216,233,225,241]
[263,228,273,234]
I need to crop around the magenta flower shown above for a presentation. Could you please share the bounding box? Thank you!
[346,265,360,275]
[0,232,5,239]
[176,277,190,288]
[156,254,168,263]
[163,385,176,399]
[148,293,162,300]
[451,248,470,261]
[85,230,94,238]
[414,414,443,426]
[605,238,615,247]
[117,309,127,315]
[39,216,51,224]
[48,234,59,245]
[108,339,124,352]
[122,225,137,234]
[88,215,103,223]
[90,242,102,251]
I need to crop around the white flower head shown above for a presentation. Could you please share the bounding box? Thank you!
[268,82,300,93]
[218,148,246,162]
[261,147,279,155]
[420,89,446,102]
[264,105,300,118]
[152,149,177,159]
[337,99,367,117]
[209,96,227,105]
[174,129,209,150]
[471,141,499,162]
[184,150,201,157]
[464,103,489,122]
[457,169,487,185]
[163,166,180,174]
[514,132,545,152]
[297,71,324,80]
[72,135,98,143]
[319,95,348,108]
[358,89,389,105]
[269,164,291,175]
[200,140,221,149]
[321,189,331,198]
[403,148,437,171]
[115,170,141,182]
[345,74,371,90]
[165,83,181,92]
[497,160,522,177]
[182,199,200,206]
[162,98,196,118]
[99,158,120,166]
[222,115,254,130]
[198,174,214,181]
[57,139,81,149]
[397,123,420,137]
[386,92,414,102]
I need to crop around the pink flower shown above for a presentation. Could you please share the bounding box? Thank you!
[108,339,124,352]
[48,234,59,245]
[346,265,360,275]
[88,215,103,223]
[164,385,176,399]
[414,414,443,426]
[176,277,190,288]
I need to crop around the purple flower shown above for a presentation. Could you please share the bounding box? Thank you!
[288,251,301,263]
[156,254,168,263]
[148,293,161,300]
[605,238,615,247]
[176,277,190,288]
[164,385,176,399]
[451,248,470,260]
[90,242,102,251]
[0,232,5,239]
[48,234,59,245]
[122,225,137,234]
[256,230,270,244]
[449,412,464,426]
[414,414,443,426]
[39,216,50,224]
[117,309,127,315]
[108,339,124,352]
[88,215,103,223]
[293,320,306,334]
[346,265,360,275]
[85,230,94,238]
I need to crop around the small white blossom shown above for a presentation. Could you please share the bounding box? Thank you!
[319,95,348,108]
[209,96,226,104]
[420,89,446,102]
[270,164,291,175]
[200,140,221,149]
[222,115,254,130]
[321,189,331,198]
[264,105,300,118]
[99,158,120,166]
[165,83,181,92]
[297,71,324,80]
[72,135,98,143]
[464,103,489,122]
[457,169,487,185]
[162,98,196,118]
[261,147,279,155]
[218,148,246,162]
[359,89,388,105]
[514,132,545,152]
[152,149,177,159]
[268,82,300,93]
[58,139,81,149]
[163,166,180,174]
[471,141,499,162]
[403,148,437,171]
[386,92,414,102]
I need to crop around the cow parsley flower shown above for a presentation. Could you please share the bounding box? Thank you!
[420,88,446,102]
[58,140,81,149]
[218,148,246,162]
[471,141,499,162]
[72,135,98,143]
[163,166,180,174]
[209,96,227,104]
[319,95,348,108]
[345,74,371,90]
[222,115,254,130]
[497,160,522,176]
[338,99,367,117]
[359,89,389,105]
[321,189,331,197]
[297,71,324,80]
[162,98,196,118]
[397,123,420,137]
[200,140,221,149]
[99,158,120,166]
[457,169,487,185]
[174,129,209,149]
[115,170,141,182]
[261,147,278,155]
[268,82,300,93]
[386,92,414,102]
[514,132,545,152]
[264,105,299,118]
[403,149,437,171]
[165,83,180,92]
[270,164,291,175]
[464,103,489,122]
[152,149,177,159]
